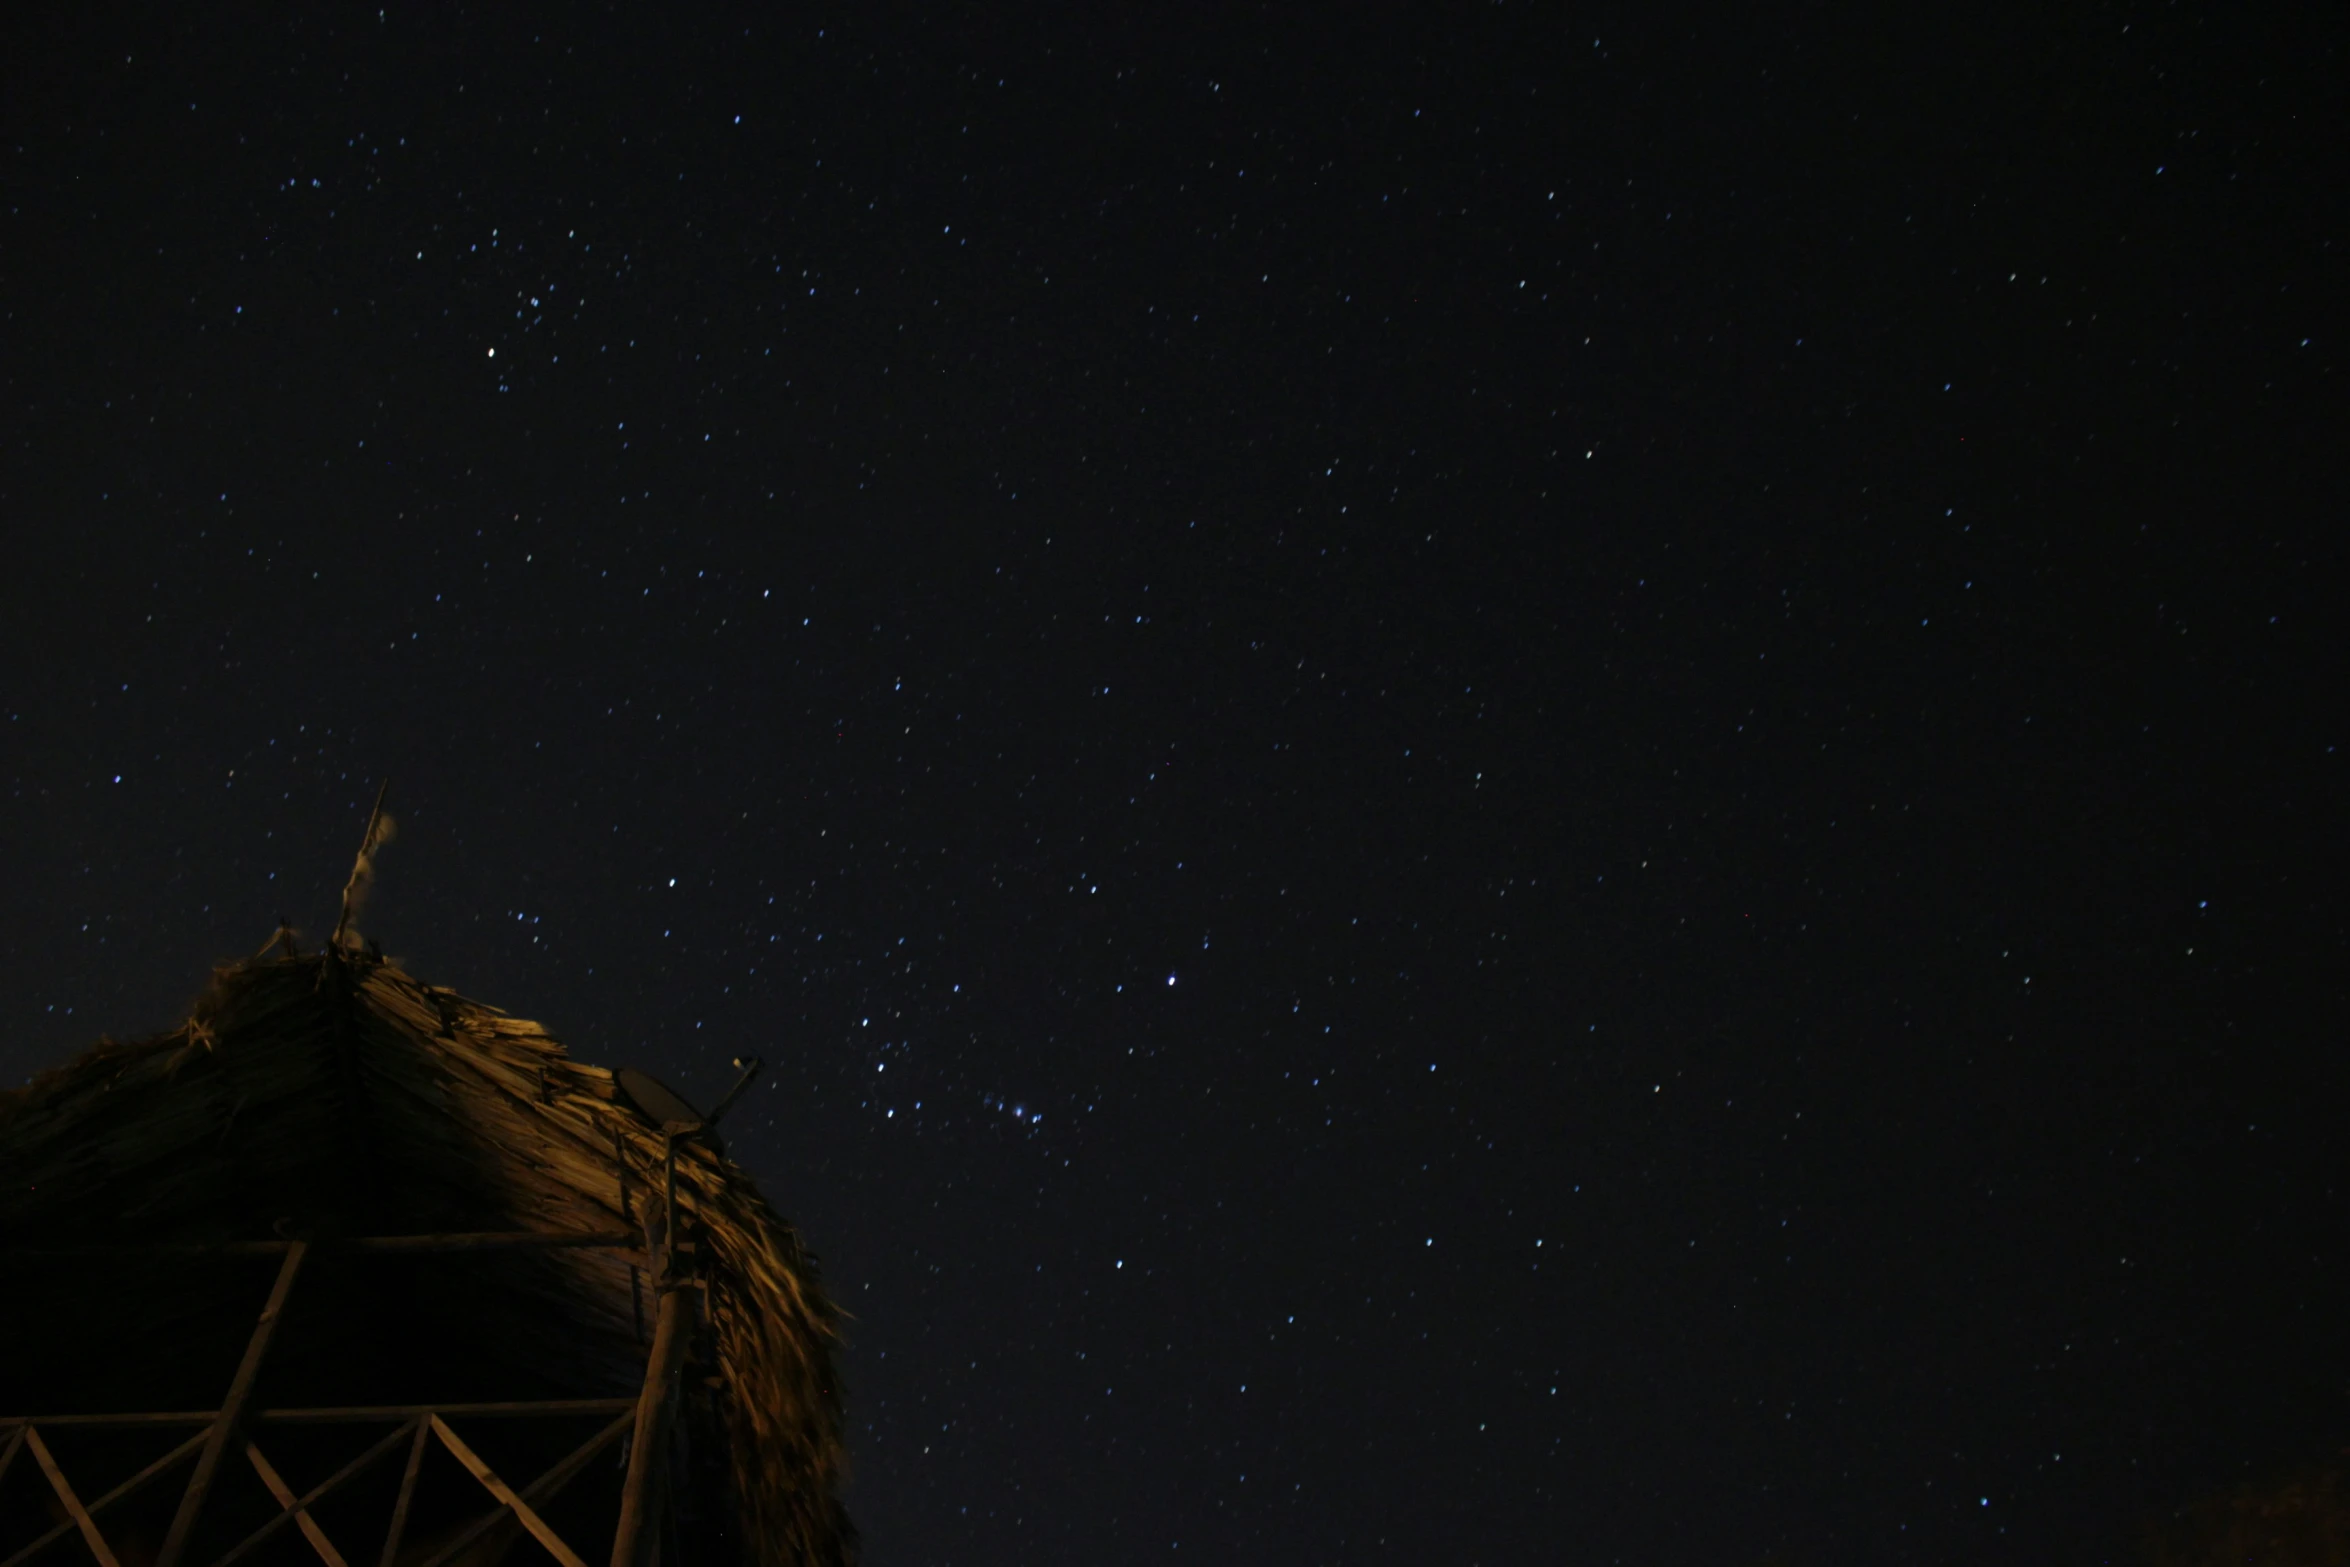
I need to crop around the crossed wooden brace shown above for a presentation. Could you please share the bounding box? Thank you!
[0,1229,690,1567]
[0,1407,636,1567]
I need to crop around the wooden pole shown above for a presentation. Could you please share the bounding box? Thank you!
[0,1229,644,1261]
[0,1428,205,1567]
[430,1417,589,1567]
[378,1419,431,1567]
[24,1427,124,1567]
[242,1440,350,1567]
[2,1397,637,1430]
[209,1420,418,1567]
[413,1409,633,1567]
[661,1135,679,1275]
[616,1128,645,1343]
[609,1284,694,1567]
[157,1239,308,1567]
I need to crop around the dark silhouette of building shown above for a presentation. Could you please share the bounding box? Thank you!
[0,881,852,1566]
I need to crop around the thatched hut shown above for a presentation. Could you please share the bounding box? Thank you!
[0,898,854,1566]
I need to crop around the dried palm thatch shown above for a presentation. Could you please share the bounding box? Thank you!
[0,936,854,1567]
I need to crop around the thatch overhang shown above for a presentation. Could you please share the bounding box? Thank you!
[0,947,854,1567]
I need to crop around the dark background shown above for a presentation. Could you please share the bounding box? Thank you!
[3,3,2344,1562]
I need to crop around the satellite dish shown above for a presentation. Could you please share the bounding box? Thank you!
[615,1067,704,1131]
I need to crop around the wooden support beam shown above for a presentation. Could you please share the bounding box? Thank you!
[241,1441,350,1567]
[0,1424,24,1489]
[429,1417,588,1567]
[23,1427,124,1567]
[0,1412,216,1429]
[326,1231,641,1257]
[660,1139,680,1275]
[3,1398,637,1431]
[157,1239,308,1567]
[0,1229,642,1261]
[378,1420,431,1567]
[415,1410,634,1567]
[609,1284,694,1567]
[214,1421,423,1567]
[257,1399,639,1426]
[0,1428,206,1567]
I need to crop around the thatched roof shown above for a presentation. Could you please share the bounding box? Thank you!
[0,945,854,1567]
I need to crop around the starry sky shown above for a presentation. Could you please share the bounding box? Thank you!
[2,4,2345,1563]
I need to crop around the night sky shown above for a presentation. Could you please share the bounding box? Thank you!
[3,4,2345,1563]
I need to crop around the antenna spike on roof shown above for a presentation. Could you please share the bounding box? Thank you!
[331,780,394,953]
[255,917,301,960]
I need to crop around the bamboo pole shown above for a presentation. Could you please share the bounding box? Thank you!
[259,1399,638,1425]
[429,1418,588,1567]
[609,1285,694,1567]
[157,1240,309,1567]
[0,1429,206,1567]
[414,1410,633,1567]
[25,1427,124,1567]
[212,1420,421,1567]
[0,1228,641,1260]
[377,1419,431,1567]
[240,1441,350,1567]
[4,1398,637,1430]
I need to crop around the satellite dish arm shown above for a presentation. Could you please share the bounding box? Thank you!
[705,1055,765,1128]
